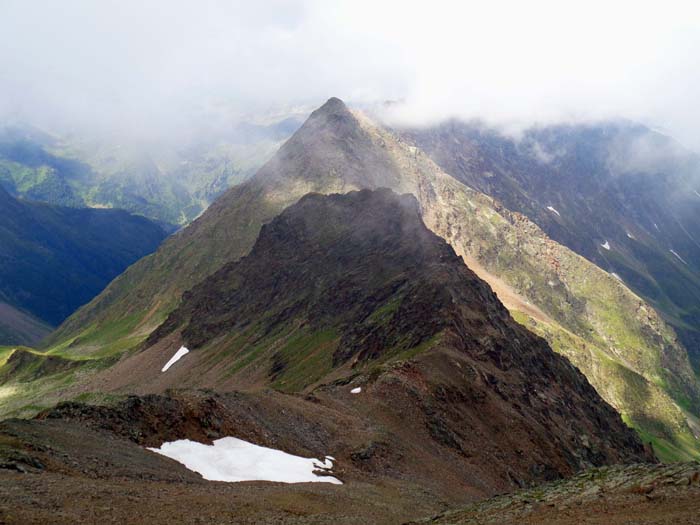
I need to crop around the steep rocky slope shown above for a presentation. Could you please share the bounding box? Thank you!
[402,121,700,369]
[27,98,700,459]
[44,97,408,356]
[0,186,166,344]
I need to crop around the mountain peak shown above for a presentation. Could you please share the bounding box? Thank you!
[250,96,401,193]
[315,96,348,114]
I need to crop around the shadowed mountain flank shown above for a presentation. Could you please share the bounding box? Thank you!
[83,189,653,497]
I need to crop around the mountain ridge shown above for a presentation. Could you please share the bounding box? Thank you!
[73,188,654,494]
[14,97,700,460]
[401,120,700,368]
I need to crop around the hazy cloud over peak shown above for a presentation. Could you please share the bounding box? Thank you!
[1,0,699,147]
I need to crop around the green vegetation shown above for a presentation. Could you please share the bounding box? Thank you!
[7,98,697,468]
[0,347,16,367]
[512,310,700,462]
[271,329,339,392]
[0,345,116,418]
[0,122,292,226]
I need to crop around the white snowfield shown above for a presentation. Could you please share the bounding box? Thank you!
[546,206,561,217]
[601,240,611,250]
[351,387,362,394]
[161,346,189,372]
[148,437,342,484]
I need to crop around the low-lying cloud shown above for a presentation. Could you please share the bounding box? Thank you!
[1,0,699,148]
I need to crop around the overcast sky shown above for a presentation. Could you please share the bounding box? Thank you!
[1,0,699,147]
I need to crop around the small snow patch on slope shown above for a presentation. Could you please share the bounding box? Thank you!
[694,190,700,199]
[148,437,342,484]
[601,241,610,250]
[670,249,688,265]
[351,387,362,394]
[626,232,636,240]
[162,346,189,372]
[546,206,561,216]
[611,272,623,281]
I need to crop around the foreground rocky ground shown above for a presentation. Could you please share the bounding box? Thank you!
[414,462,700,525]
[0,390,697,523]
[2,453,700,525]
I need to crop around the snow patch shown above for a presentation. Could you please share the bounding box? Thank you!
[161,346,189,372]
[351,387,362,394]
[694,190,700,199]
[670,249,688,265]
[611,272,623,281]
[626,232,636,240]
[546,206,561,217]
[601,240,610,250]
[653,222,660,231]
[148,437,342,484]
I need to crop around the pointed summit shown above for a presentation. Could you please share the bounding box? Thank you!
[254,96,401,191]
[315,96,349,115]
[291,97,353,137]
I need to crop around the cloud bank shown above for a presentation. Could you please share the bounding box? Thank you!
[1,0,699,147]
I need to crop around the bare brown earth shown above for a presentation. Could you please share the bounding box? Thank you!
[413,462,700,525]
[0,390,491,524]
[0,398,694,524]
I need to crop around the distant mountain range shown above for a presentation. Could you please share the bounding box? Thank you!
[0,115,303,227]
[0,185,166,345]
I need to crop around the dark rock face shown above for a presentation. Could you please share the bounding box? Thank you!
[150,188,464,359]
[147,188,653,481]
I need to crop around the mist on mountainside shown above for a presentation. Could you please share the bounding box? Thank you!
[1,0,699,153]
